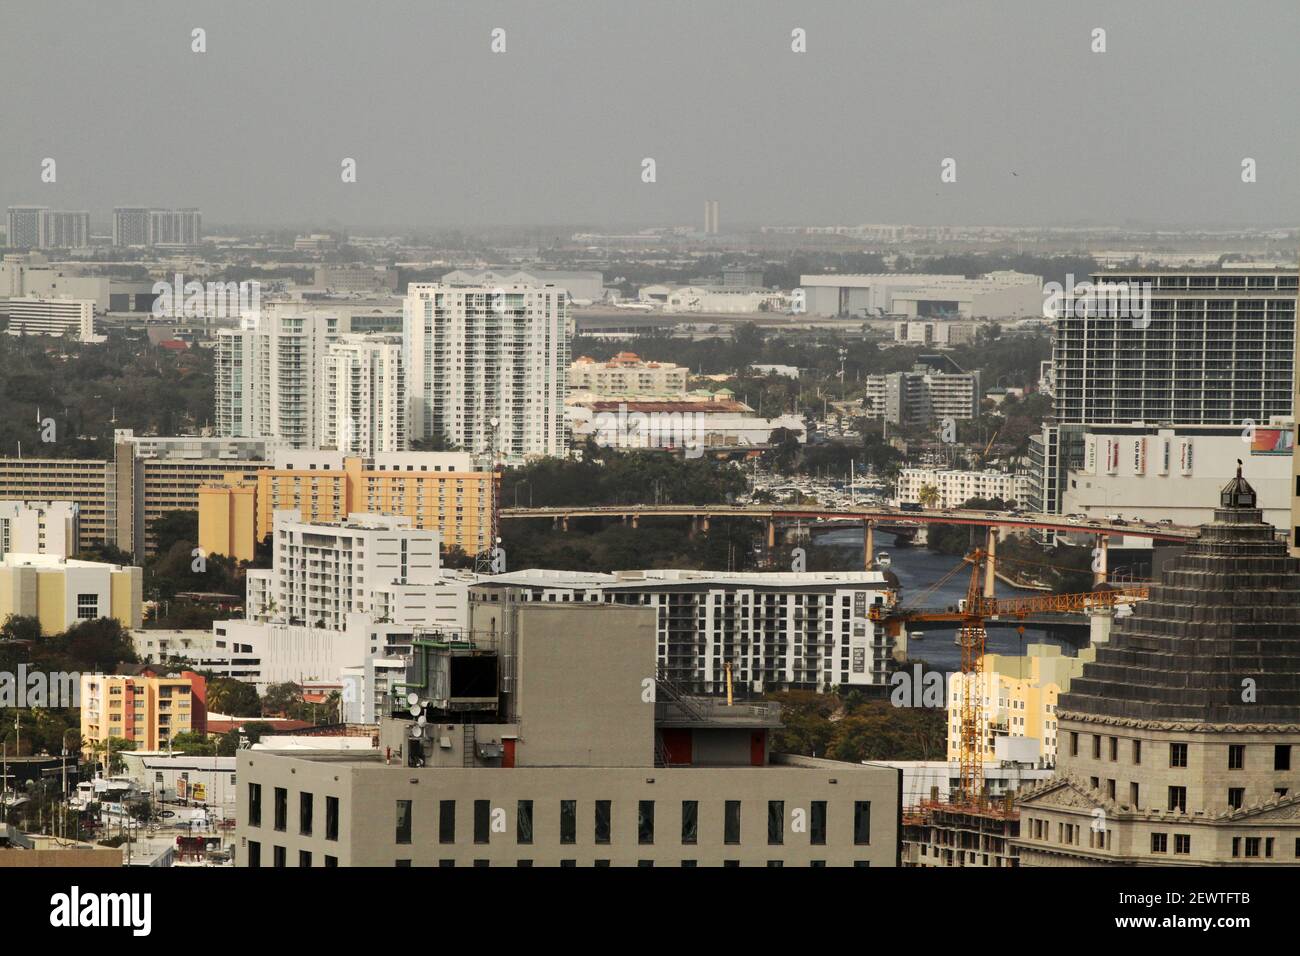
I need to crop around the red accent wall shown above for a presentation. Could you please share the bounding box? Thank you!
[502,738,516,768]
[182,671,208,734]
[661,729,693,766]
[750,731,766,766]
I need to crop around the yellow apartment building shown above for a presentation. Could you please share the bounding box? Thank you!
[947,643,1096,767]
[199,452,498,561]
[0,553,142,633]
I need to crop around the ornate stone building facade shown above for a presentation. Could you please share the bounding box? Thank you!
[1014,468,1300,865]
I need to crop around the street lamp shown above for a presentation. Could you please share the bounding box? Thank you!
[61,729,77,840]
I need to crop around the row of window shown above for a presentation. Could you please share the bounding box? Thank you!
[247,787,872,848]
[1070,735,1293,772]
[244,845,869,868]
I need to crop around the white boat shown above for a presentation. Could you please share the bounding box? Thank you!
[875,552,892,568]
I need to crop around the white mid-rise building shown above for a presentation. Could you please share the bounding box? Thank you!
[897,469,1031,509]
[473,568,897,694]
[1062,423,1292,529]
[6,296,99,342]
[320,333,406,456]
[0,500,80,557]
[251,512,439,629]
[404,283,571,462]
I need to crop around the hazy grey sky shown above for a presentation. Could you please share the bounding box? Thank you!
[4,0,1300,230]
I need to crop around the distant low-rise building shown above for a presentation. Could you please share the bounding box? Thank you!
[570,397,805,452]
[569,352,689,398]
[897,468,1031,509]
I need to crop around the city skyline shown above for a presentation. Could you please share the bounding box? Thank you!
[4,0,1300,230]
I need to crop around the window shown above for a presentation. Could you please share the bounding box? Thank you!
[810,801,827,845]
[273,845,286,868]
[1092,735,1101,759]
[638,800,655,845]
[1174,834,1191,855]
[853,801,872,845]
[724,800,742,845]
[1276,745,1292,771]
[1150,833,1167,853]
[1109,737,1118,761]
[681,860,697,867]
[76,593,98,620]
[325,796,339,841]
[248,783,262,827]
[247,841,261,867]
[1228,788,1244,810]
[274,788,287,831]
[517,800,533,845]
[1169,743,1188,768]
[438,800,455,844]
[396,800,413,844]
[767,800,784,846]
[518,860,533,867]
[299,792,313,836]
[1229,744,1245,770]
[1168,786,1186,813]
[1244,837,1261,858]
[299,850,312,867]
[560,800,577,845]
[1069,732,1078,757]
[594,800,612,845]
[324,856,337,867]
[439,860,455,868]
[681,801,698,845]
[395,859,411,867]
[1130,782,1140,809]
[474,800,490,845]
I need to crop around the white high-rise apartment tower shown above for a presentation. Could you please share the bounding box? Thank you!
[320,333,407,456]
[403,283,571,462]
[214,305,345,448]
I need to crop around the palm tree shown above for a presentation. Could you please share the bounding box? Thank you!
[918,484,941,510]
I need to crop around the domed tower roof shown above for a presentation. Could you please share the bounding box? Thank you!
[1219,458,1257,510]
[1058,465,1300,726]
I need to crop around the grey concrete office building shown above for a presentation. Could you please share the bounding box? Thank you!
[235,600,900,867]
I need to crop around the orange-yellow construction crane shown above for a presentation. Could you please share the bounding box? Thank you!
[869,549,1148,804]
